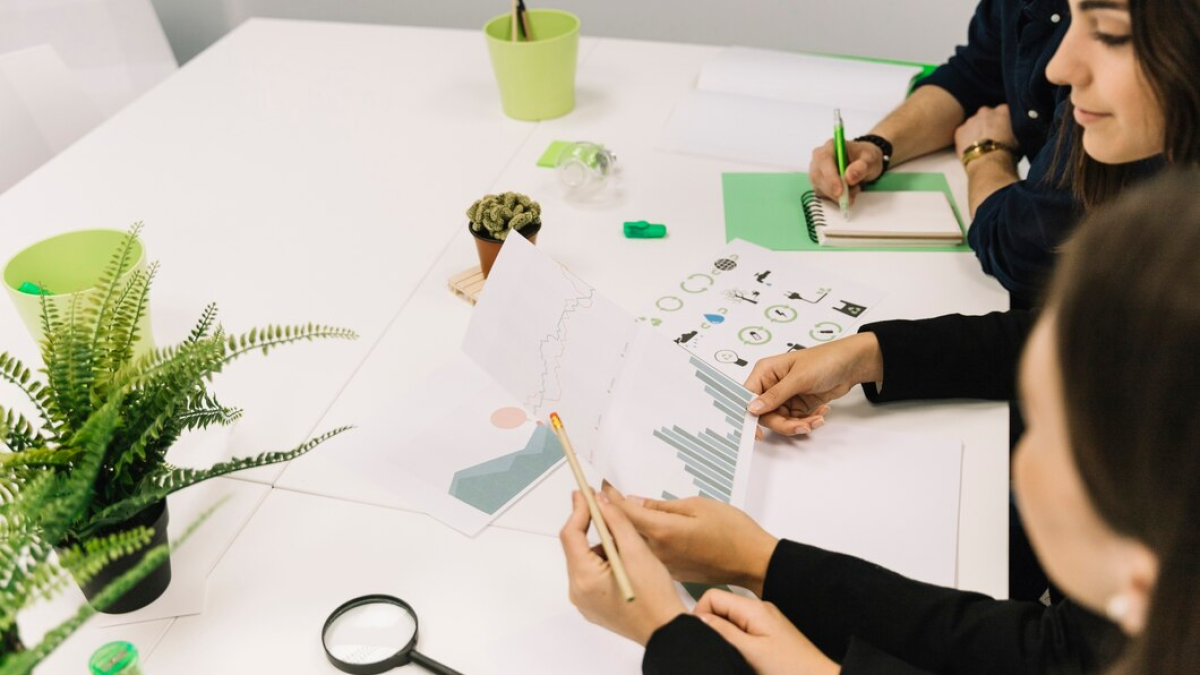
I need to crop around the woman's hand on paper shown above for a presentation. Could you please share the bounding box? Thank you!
[602,484,778,597]
[744,332,884,436]
[954,104,1018,157]
[560,489,685,645]
[694,589,841,675]
[809,139,885,203]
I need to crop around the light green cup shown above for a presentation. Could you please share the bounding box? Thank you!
[484,10,580,121]
[3,229,155,354]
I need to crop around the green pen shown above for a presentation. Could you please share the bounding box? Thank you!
[833,109,851,219]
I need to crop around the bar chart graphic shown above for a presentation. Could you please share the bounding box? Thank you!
[652,356,753,502]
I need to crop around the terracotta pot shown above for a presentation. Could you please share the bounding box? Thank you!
[470,222,541,278]
[76,500,173,614]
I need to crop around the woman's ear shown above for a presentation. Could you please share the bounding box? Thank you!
[1106,539,1158,635]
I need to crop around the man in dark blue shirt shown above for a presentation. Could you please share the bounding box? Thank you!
[809,0,1075,305]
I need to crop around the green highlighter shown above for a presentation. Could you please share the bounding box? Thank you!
[834,109,851,219]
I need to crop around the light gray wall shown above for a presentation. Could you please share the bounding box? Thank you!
[151,0,978,67]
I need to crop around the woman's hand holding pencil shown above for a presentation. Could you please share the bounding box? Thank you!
[560,489,686,645]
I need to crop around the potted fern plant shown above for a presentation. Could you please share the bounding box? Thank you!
[1,397,218,675]
[467,191,542,277]
[0,224,357,613]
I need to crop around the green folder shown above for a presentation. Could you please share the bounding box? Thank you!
[722,171,972,253]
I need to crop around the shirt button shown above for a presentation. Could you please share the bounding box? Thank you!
[1028,109,1040,119]
[1051,13,1062,23]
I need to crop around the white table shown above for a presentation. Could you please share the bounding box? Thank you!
[0,18,1009,674]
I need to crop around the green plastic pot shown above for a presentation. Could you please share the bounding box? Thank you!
[484,10,580,121]
[3,229,155,354]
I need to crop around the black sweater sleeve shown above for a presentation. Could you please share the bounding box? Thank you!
[762,540,1125,675]
[642,614,754,675]
[859,310,1035,402]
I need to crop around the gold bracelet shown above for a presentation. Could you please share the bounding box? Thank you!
[960,139,1017,168]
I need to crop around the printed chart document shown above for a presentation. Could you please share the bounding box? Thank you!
[465,234,759,506]
[353,235,759,536]
[639,239,887,380]
[352,354,567,536]
[661,47,924,167]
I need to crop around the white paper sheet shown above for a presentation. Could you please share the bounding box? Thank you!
[746,423,963,587]
[696,47,922,113]
[661,47,923,167]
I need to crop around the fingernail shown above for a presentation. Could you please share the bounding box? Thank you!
[597,492,610,504]
[812,418,826,430]
[627,495,646,507]
[748,400,765,414]
[698,614,713,625]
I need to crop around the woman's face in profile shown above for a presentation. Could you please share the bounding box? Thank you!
[1013,316,1155,634]
[1047,0,1165,164]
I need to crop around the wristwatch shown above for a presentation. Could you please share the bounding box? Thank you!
[960,139,1018,168]
[853,134,894,174]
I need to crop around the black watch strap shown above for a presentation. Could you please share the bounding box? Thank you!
[853,134,894,174]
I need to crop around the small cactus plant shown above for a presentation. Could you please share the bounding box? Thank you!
[467,192,542,241]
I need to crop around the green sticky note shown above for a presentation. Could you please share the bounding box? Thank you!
[624,221,667,239]
[17,281,52,295]
[722,171,969,252]
[537,140,574,168]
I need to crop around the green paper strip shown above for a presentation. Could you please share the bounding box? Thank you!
[537,140,574,168]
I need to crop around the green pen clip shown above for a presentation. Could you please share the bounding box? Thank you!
[17,281,52,296]
[623,221,667,239]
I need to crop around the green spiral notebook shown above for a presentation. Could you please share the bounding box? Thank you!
[722,171,971,252]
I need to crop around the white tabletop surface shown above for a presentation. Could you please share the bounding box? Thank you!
[1,18,1010,674]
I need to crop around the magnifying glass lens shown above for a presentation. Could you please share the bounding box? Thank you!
[325,602,416,665]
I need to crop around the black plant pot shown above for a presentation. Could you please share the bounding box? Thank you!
[79,500,173,614]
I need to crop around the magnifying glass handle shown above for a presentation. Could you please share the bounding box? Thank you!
[410,650,465,675]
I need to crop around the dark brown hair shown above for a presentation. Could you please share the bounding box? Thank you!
[1053,0,1200,208]
[1049,169,1200,675]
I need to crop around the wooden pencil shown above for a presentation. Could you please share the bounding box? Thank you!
[550,412,636,602]
[511,0,519,41]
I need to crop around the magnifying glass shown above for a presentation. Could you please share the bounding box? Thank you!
[322,595,464,675]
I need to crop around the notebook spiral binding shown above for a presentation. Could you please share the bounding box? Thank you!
[800,190,826,244]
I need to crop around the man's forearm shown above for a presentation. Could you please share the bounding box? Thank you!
[965,151,1020,220]
[869,86,966,166]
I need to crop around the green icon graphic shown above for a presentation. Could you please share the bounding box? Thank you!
[808,321,843,342]
[656,296,684,311]
[765,305,797,323]
[738,326,772,345]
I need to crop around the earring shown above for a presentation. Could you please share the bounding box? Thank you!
[1105,594,1130,623]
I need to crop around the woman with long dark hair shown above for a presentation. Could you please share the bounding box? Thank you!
[559,168,1200,675]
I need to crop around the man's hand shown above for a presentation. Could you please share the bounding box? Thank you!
[954,104,1018,157]
[809,140,886,203]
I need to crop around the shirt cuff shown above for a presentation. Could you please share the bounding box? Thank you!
[856,321,932,403]
[643,614,754,675]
